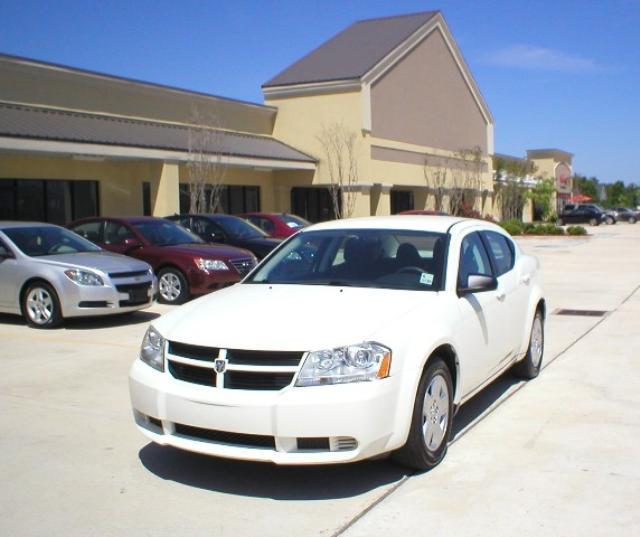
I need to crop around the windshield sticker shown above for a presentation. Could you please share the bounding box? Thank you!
[420,272,434,286]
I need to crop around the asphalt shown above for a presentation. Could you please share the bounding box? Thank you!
[0,223,638,536]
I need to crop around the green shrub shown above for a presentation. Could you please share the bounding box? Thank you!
[499,220,523,235]
[566,225,587,236]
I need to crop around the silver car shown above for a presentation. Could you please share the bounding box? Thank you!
[0,222,157,328]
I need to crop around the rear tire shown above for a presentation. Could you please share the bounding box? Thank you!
[513,310,544,380]
[630,217,637,224]
[21,281,63,328]
[157,268,189,305]
[392,358,453,471]
[606,216,615,225]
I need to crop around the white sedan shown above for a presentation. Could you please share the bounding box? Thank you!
[129,216,544,470]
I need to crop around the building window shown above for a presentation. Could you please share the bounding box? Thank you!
[291,187,337,223]
[142,182,152,216]
[391,190,414,214]
[0,179,99,224]
[179,184,260,214]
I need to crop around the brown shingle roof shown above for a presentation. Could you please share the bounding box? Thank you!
[263,11,438,88]
[0,102,315,163]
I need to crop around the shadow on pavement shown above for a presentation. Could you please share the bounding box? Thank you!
[63,310,161,330]
[451,372,522,440]
[139,443,408,500]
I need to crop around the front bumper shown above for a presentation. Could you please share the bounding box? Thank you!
[129,359,400,464]
[60,276,157,318]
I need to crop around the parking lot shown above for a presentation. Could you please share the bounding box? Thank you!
[1,223,639,537]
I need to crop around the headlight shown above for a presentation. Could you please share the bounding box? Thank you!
[140,325,165,371]
[64,269,104,286]
[196,258,229,271]
[296,342,391,387]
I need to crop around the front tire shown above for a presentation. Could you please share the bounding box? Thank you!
[629,217,637,224]
[606,216,615,225]
[157,268,189,305]
[513,310,544,379]
[392,358,453,471]
[22,281,63,328]
[589,217,599,226]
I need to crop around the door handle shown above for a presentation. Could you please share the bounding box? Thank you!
[521,274,531,284]
[497,291,506,301]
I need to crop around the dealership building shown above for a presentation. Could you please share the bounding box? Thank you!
[0,11,571,224]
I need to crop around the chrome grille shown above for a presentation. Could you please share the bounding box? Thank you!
[230,257,256,276]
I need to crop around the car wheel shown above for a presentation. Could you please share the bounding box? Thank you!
[606,216,615,225]
[513,310,544,380]
[556,218,564,226]
[392,358,453,471]
[589,217,599,226]
[157,268,189,305]
[629,217,637,224]
[21,281,63,328]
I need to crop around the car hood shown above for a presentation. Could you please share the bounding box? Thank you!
[155,283,442,351]
[162,243,253,259]
[34,251,151,273]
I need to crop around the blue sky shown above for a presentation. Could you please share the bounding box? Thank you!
[1,0,639,184]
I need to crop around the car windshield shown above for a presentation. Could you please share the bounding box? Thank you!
[4,226,102,257]
[280,214,310,228]
[246,228,447,291]
[217,217,267,239]
[133,221,204,246]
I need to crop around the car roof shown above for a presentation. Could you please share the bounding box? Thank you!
[0,221,61,230]
[304,215,503,235]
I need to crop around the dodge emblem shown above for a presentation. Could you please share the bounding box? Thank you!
[214,358,227,374]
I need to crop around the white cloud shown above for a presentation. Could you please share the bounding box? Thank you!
[484,45,602,73]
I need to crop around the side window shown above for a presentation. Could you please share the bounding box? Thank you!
[458,232,492,287]
[0,240,13,257]
[71,221,103,243]
[192,218,223,237]
[104,221,135,245]
[250,216,275,235]
[482,231,514,276]
[178,217,191,230]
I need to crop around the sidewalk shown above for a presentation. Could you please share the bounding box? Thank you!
[342,286,640,537]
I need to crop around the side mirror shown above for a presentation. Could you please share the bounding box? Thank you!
[122,238,143,252]
[457,274,497,297]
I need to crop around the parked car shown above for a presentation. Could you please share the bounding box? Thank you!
[166,214,281,260]
[68,217,257,305]
[612,208,638,224]
[240,212,310,239]
[130,215,545,470]
[557,204,613,226]
[0,222,156,328]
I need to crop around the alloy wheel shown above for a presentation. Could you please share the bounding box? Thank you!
[422,374,450,451]
[159,272,182,302]
[26,287,54,325]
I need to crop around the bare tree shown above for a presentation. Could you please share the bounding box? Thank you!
[316,122,360,219]
[182,106,227,214]
[449,146,484,216]
[423,156,448,212]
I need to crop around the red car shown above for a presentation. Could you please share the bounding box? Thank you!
[68,217,257,305]
[240,212,310,239]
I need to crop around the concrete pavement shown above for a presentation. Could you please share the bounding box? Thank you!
[0,223,638,536]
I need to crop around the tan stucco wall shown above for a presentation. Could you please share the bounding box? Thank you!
[370,28,488,154]
[266,91,367,185]
[0,153,163,216]
[0,57,276,135]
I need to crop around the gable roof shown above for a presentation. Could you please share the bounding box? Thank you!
[263,11,438,88]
